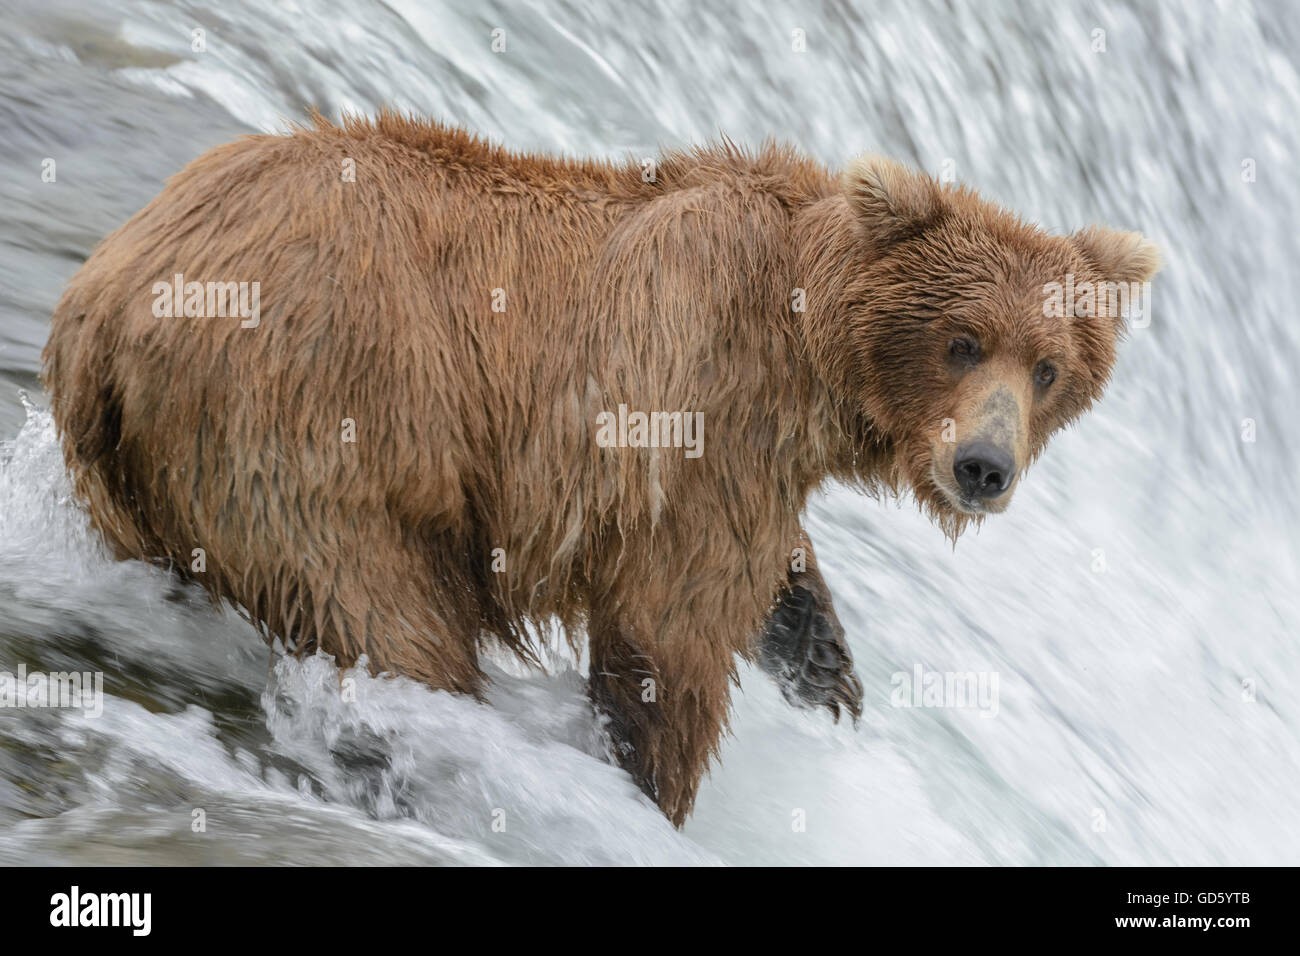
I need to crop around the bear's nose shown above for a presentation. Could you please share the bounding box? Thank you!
[953,442,1015,499]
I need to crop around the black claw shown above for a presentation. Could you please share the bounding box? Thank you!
[802,663,838,689]
[808,641,840,669]
[759,584,864,723]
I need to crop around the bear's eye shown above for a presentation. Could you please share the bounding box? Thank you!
[1034,361,1057,388]
[948,336,980,364]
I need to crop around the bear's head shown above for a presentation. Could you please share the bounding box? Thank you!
[804,155,1160,536]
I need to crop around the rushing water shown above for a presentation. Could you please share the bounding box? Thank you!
[1,0,1298,865]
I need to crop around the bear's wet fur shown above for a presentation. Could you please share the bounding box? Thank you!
[43,113,1158,824]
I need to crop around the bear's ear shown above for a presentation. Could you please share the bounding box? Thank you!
[1071,226,1162,286]
[842,154,943,246]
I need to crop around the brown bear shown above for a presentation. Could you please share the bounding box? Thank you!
[42,112,1159,825]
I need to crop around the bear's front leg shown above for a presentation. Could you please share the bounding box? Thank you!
[757,531,863,722]
[587,602,737,827]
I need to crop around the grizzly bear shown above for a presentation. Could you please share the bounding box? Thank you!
[42,113,1159,825]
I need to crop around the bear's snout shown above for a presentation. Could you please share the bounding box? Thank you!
[953,441,1016,500]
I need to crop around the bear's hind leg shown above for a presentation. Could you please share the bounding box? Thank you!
[262,516,484,696]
